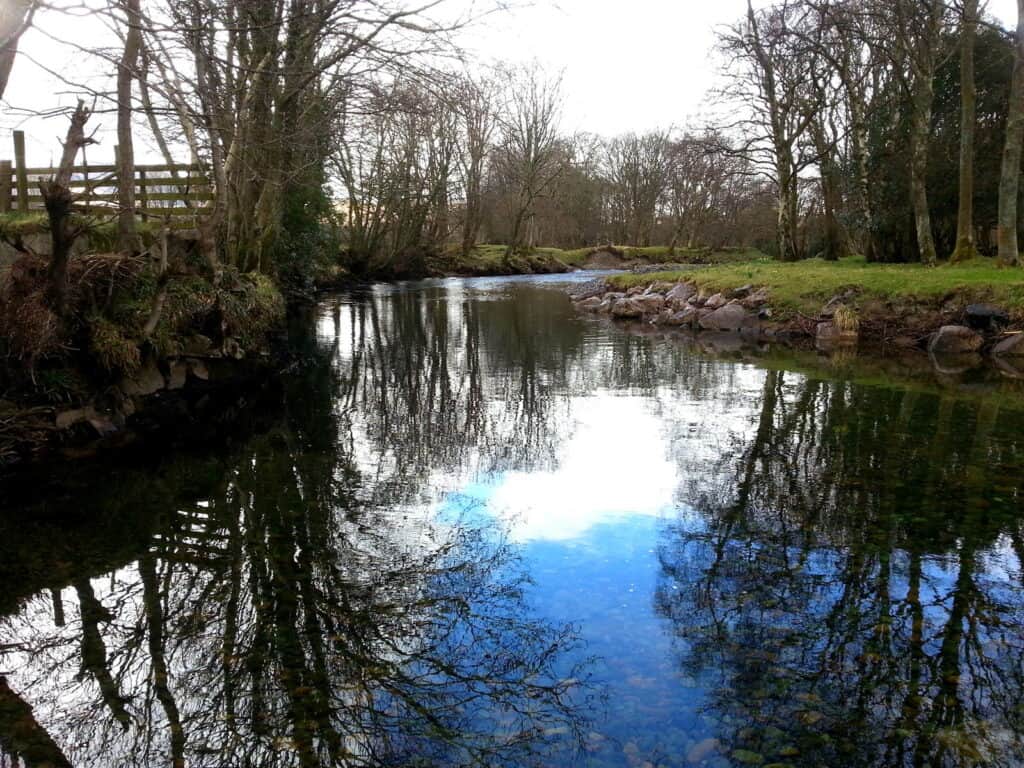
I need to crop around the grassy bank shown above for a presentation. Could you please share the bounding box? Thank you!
[430,243,765,276]
[609,255,1024,318]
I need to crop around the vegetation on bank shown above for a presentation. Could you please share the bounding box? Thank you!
[609,255,1024,318]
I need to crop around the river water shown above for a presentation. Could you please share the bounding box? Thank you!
[2,273,1024,768]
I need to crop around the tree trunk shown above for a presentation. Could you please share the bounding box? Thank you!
[998,0,1024,267]
[0,0,36,101]
[910,83,938,265]
[40,102,92,317]
[952,0,978,262]
[116,0,143,253]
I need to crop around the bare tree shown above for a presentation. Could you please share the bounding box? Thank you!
[454,73,499,258]
[493,65,566,258]
[603,131,671,247]
[116,0,143,253]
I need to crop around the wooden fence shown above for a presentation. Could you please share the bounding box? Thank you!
[0,129,212,229]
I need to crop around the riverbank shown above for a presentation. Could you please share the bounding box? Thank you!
[573,255,1024,372]
[312,244,765,287]
[0,227,289,472]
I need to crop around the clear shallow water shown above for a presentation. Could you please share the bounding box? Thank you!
[2,274,1024,767]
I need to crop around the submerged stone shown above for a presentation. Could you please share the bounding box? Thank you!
[928,325,983,355]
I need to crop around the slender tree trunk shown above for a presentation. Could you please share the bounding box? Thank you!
[116,0,143,253]
[998,0,1024,266]
[952,0,978,262]
[0,0,36,101]
[910,82,938,265]
[40,102,92,317]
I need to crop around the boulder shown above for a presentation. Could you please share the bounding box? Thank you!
[611,298,646,319]
[992,333,1024,358]
[741,287,770,309]
[728,284,754,299]
[167,361,189,390]
[646,281,675,295]
[704,293,728,310]
[659,308,698,327]
[966,303,1009,332]
[120,360,165,397]
[666,282,697,307]
[928,325,984,355]
[699,303,756,332]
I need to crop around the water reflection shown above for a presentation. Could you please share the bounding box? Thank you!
[2,275,1024,767]
[657,371,1024,766]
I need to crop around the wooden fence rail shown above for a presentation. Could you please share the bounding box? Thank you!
[0,130,212,229]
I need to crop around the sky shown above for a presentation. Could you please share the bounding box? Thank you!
[1,0,1022,164]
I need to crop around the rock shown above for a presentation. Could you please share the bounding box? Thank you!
[666,282,697,307]
[120,360,165,396]
[687,738,720,764]
[965,303,1009,331]
[928,325,984,355]
[993,333,1024,358]
[187,358,210,381]
[741,287,770,309]
[704,293,727,310]
[661,308,698,327]
[167,361,189,390]
[729,284,754,299]
[575,296,604,312]
[611,298,646,319]
[816,321,857,343]
[700,303,756,332]
[223,339,245,360]
[626,286,646,297]
[87,414,119,437]
[604,292,627,302]
[612,294,664,318]
[994,355,1024,379]
[182,334,214,356]
[646,281,675,295]
[56,408,89,430]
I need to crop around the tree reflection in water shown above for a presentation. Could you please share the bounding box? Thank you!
[657,371,1024,767]
[0,292,593,767]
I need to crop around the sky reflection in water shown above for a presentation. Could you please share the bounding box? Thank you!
[2,274,1024,767]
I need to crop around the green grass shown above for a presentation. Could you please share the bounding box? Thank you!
[609,255,1024,316]
[0,211,159,249]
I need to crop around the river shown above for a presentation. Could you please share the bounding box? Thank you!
[1,272,1023,767]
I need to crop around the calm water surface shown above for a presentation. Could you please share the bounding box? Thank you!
[2,273,1024,767]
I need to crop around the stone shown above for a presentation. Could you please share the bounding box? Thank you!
[965,303,1009,331]
[741,287,770,309]
[167,361,188,390]
[666,282,697,305]
[120,360,165,396]
[687,738,720,764]
[700,303,756,332]
[56,408,89,430]
[816,321,857,343]
[626,286,646,297]
[182,334,214,356]
[646,281,675,295]
[729,284,754,299]
[613,294,664,318]
[704,293,728,310]
[611,298,646,319]
[993,333,1024,358]
[928,325,984,355]
[187,358,210,381]
[575,296,604,312]
[662,308,698,327]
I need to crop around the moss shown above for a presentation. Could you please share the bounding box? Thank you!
[0,212,48,239]
[609,255,1024,317]
[0,212,158,250]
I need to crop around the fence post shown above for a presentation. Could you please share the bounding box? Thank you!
[138,169,148,221]
[0,160,11,213]
[13,130,28,213]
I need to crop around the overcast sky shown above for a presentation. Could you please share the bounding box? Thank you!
[1,0,1021,164]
